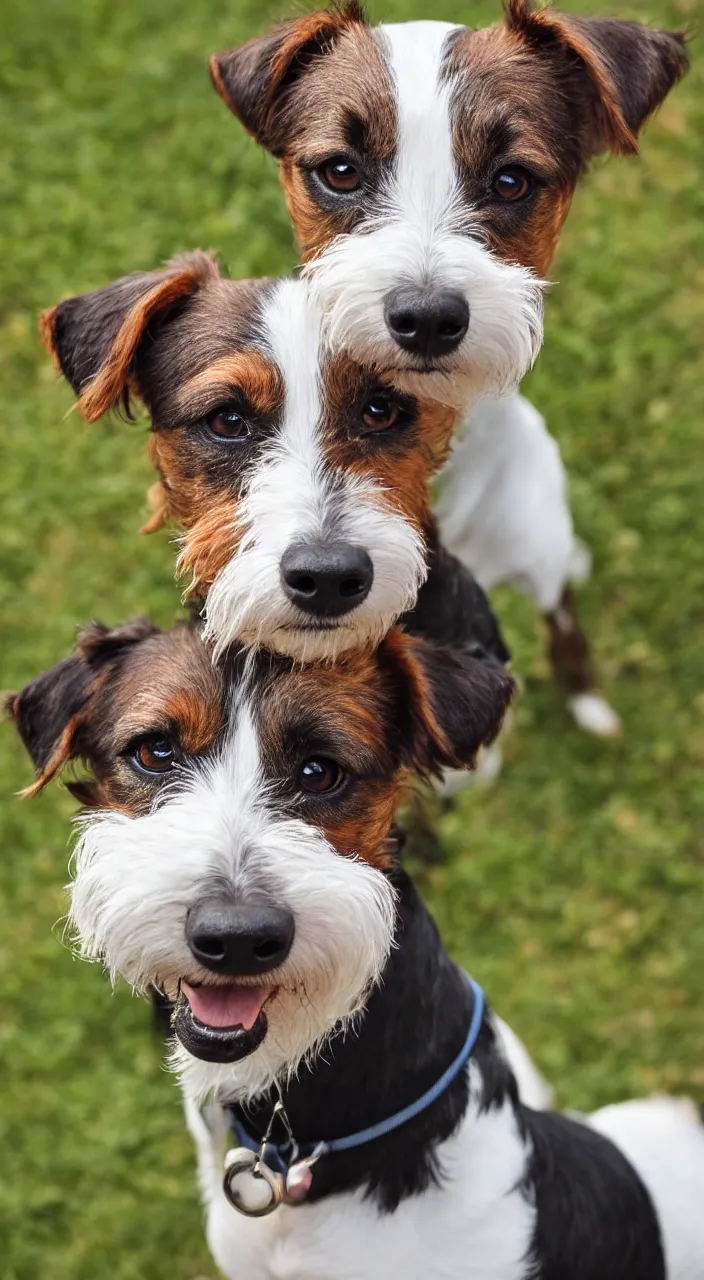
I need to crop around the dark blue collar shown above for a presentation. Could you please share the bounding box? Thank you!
[231,977,484,1175]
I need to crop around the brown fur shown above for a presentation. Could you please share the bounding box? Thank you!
[544,586,596,697]
[10,621,514,866]
[43,260,453,604]
[321,355,455,539]
[177,495,245,599]
[174,352,282,422]
[210,3,369,157]
[212,4,688,276]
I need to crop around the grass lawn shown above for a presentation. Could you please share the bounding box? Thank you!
[1,0,702,1275]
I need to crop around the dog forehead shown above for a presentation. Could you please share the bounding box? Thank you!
[285,20,397,157]
[444,25,585,180]
[252,650,396,762]
[142,276,283,418]
[96,627,224,753]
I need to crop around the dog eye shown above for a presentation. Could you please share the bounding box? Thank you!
[129,735,178,775]
[298,758,344,795]
[492,166,533,202]
[361,395,400,431]
[206,406,251,440]
[318,156,361,194]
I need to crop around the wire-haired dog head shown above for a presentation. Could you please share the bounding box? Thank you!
[42,260,462,661]
[8,619,513,1102]
[211,1,687,399]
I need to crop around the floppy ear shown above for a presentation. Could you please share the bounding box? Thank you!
[210,3,366,156]
[383,632,515,775]
[40,251,219,422]
[6,617,160,798]
[505,0,688,156]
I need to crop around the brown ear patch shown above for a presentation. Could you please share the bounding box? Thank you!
[210,2,367,154]
[7,618,163,797]
[40,251,220,423]
[504,0,688,156]
[75,256,218,422]
[383,629,515,775]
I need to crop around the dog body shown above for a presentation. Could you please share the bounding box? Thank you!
[211,1,688,731]
[192,884,704,1280]
[10,621,703,1278]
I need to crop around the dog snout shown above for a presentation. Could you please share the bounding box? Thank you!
[186,898,295,977]
[383,286,469,359]
[280,541,373,617]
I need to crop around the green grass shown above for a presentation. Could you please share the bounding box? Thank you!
[0,0,702,1274]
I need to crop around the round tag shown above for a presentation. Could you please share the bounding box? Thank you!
[222,1148,284,1217]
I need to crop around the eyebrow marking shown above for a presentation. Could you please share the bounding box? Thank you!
[174,352,283,420]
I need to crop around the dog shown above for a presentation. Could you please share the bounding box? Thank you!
[9,619,704,1279]
[210,0,688,734]
[42,256,508,669]
[7,617,551,1105]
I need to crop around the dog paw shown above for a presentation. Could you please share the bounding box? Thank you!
[568,692,622,738]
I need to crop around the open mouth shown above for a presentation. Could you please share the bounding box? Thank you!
[174,980,275,1063]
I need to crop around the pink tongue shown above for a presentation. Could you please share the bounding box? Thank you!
[182,982,270,1030]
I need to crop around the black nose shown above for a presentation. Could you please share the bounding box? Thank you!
[280,542,373,618]
[383,286,469,359]
[186,899,295,977]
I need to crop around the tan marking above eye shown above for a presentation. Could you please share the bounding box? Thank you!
[175,352,283,421]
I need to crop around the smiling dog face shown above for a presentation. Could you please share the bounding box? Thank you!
[211,2,687,398]
[43,259,462,661]
[8,619,513,1101]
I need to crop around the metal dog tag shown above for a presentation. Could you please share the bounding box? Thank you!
[222,1147,284,1217]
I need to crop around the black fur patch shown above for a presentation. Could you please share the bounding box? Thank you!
[522,1108,665,1280]
[402,523,510,666]
[230,871,478,1211]
[7,655,93,775]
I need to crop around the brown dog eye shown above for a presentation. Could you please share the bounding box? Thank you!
[131,736,177,775]
[207,408,250,440]
[492,167,532,202]
[298,758,343,794]
[319,157,360,194]
[494,167,532,202]
[362,395,400,431]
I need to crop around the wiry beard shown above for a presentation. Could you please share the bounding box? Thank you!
[68,711,398,1105]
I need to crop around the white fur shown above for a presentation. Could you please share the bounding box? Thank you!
[569,693,622,737]
[589,1098,704,1280]
[490,1014,554,1111]
[438,395,621,733]
[301,20,616,731]
[69,696,397,1104]
[305,23,545,403]
[189,1079,704,1279]
[195,1065,537,1280]
[437,393,575,613]
[200,278,426,662]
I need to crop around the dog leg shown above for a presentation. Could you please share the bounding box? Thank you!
[544,587,621,738]
[182,1092,232,1208]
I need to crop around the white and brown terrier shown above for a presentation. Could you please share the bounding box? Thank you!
[42,257,509,672]
[210,0,688,735]
[7,616,547,1111]
[9,621,704,1280]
